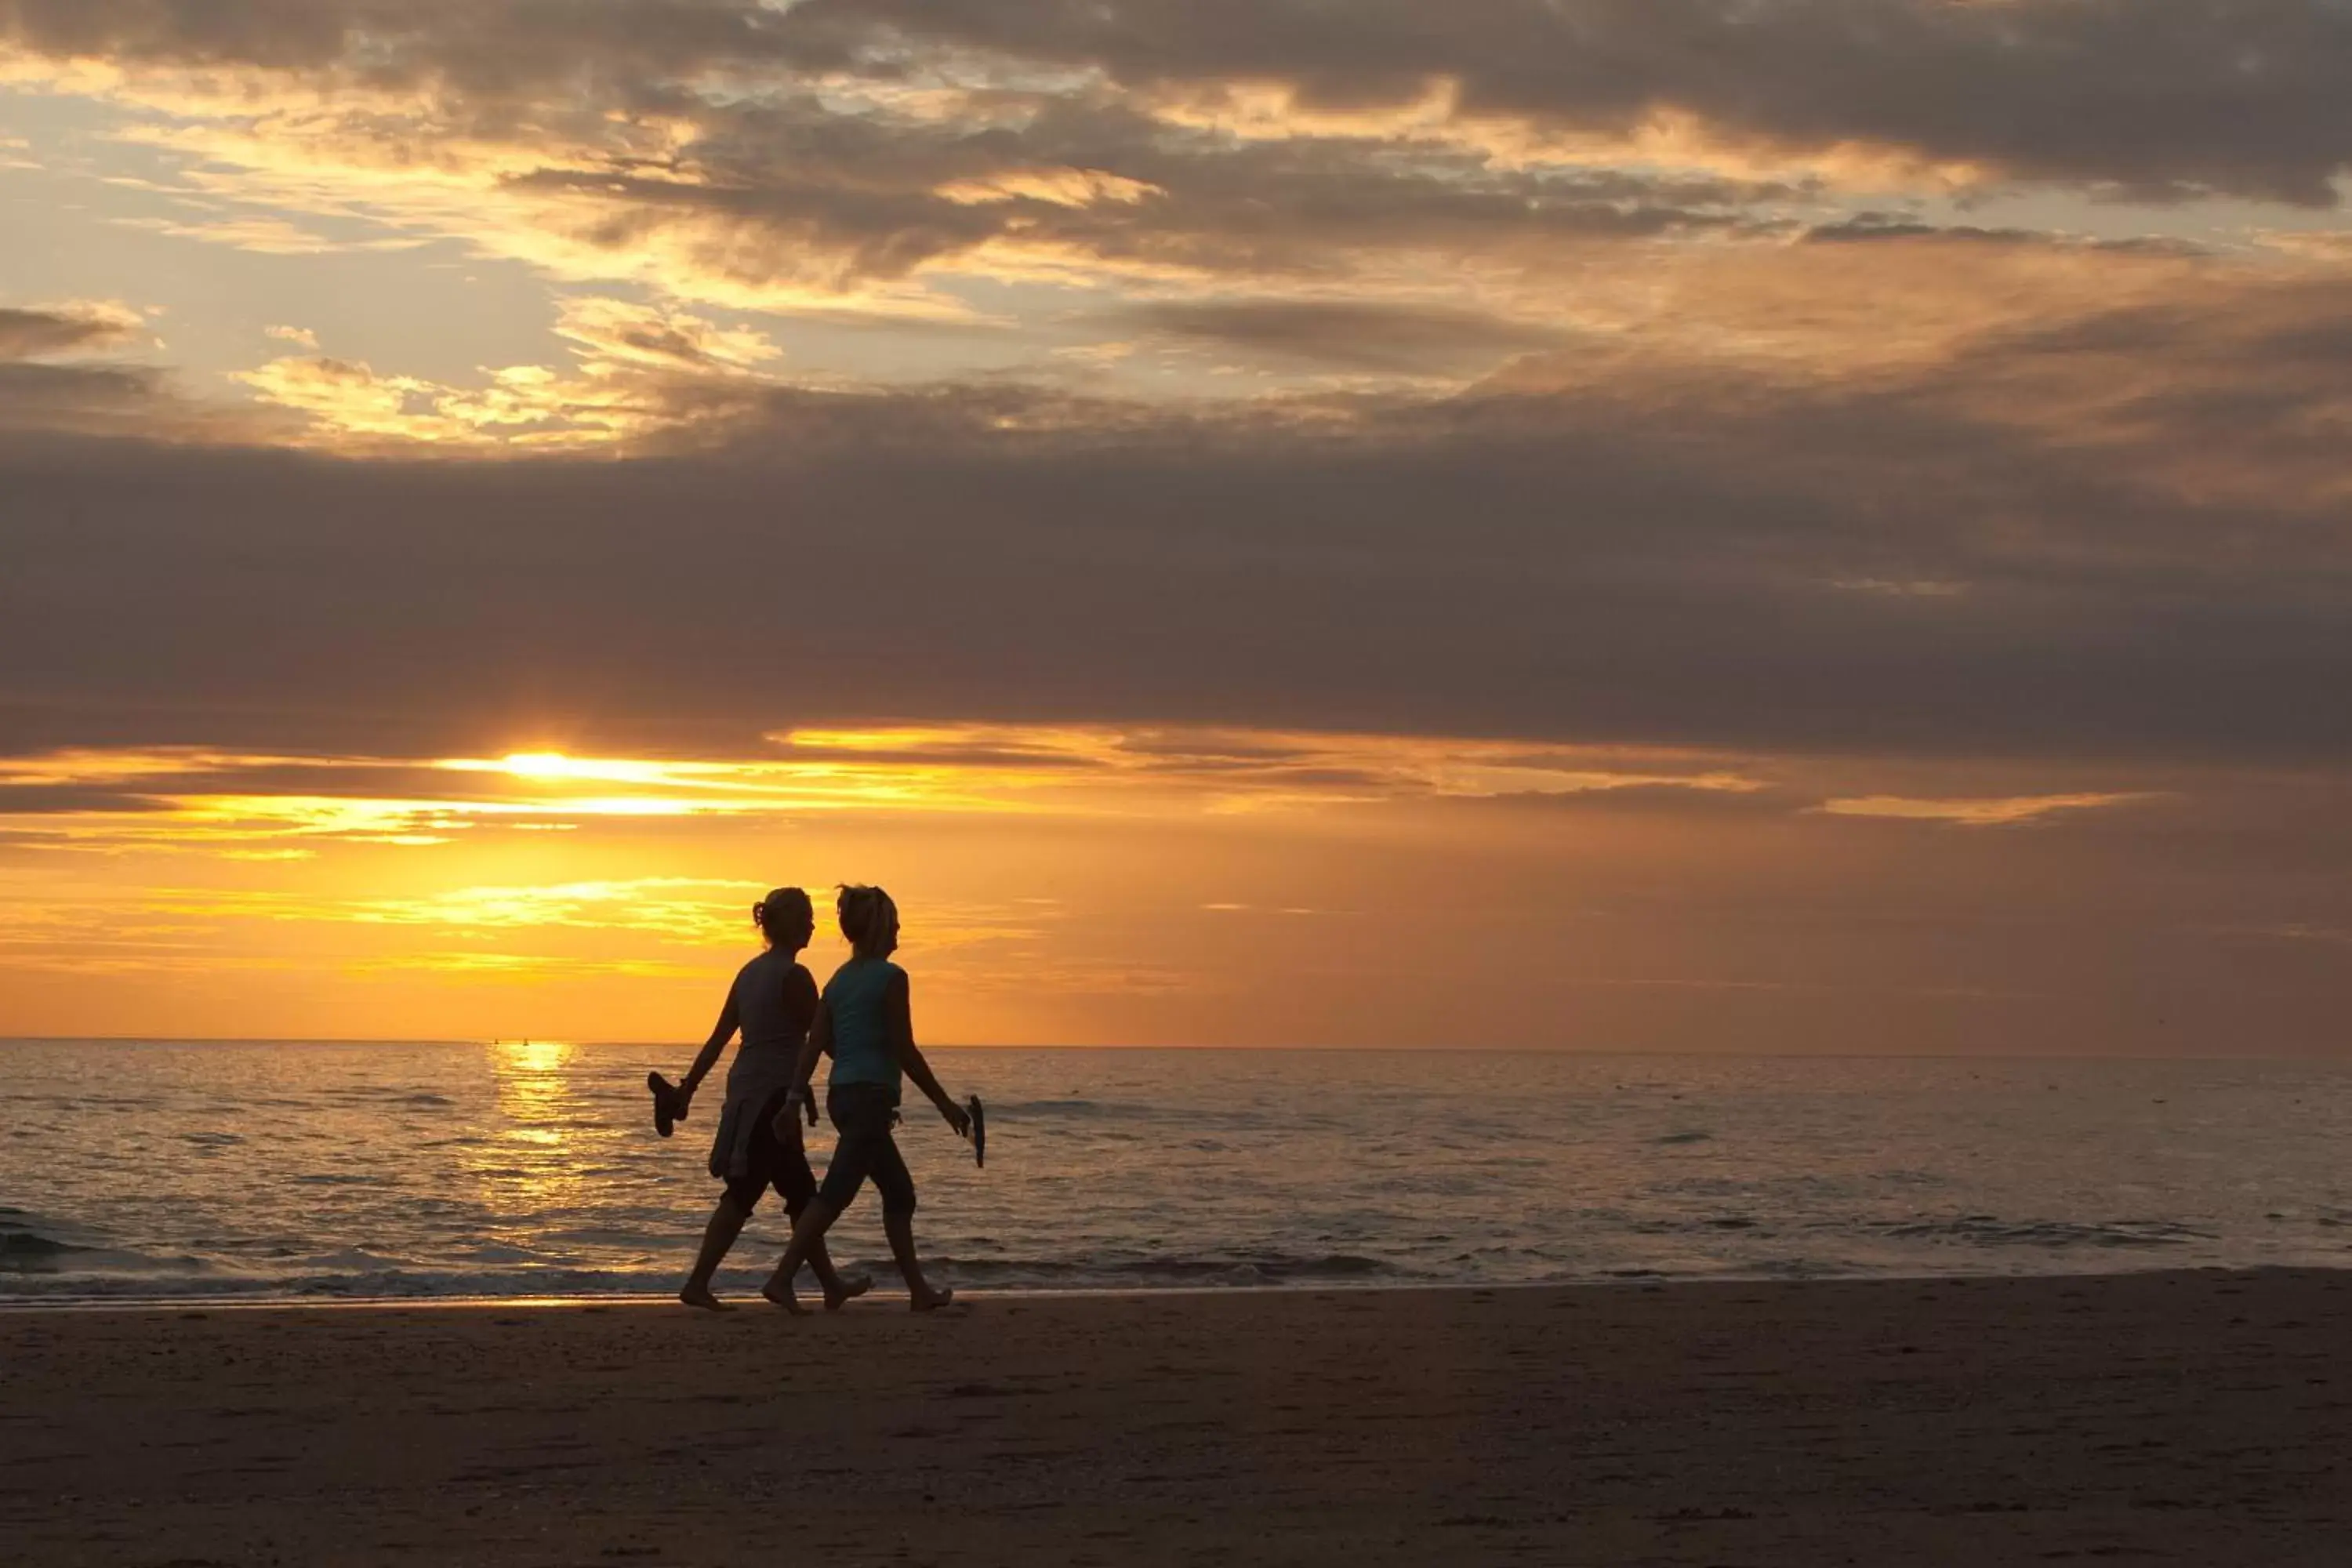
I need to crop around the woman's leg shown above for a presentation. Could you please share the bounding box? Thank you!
[768,1127,869,1308]
[762,1194,848,1314]
[766,1088,887,1313]
[870,1135,951,1311]
[681,1190,754,1310]
[882,1209,952,1311]
[804,1232,871,1309]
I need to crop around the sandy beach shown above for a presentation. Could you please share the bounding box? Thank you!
[6,1269,2350,1566]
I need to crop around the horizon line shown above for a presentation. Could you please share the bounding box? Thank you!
[2,1036,2347,1065]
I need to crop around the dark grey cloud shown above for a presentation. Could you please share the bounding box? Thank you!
[492,93,1763,295]
[1796,218,2209,257]
[0,361,172,437]
[4,261,2350,771]
[21,0,2352,209]
[0,305,137,361]
[788,0,2352,205]
[0,307,195,437]
[0,0,776,82]
[1122,299,1570,372]
[0,783,175,815]
[0,308,269,442]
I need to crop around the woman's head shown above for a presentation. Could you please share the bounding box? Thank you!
[837,884,900,959]
[752,887,814,952]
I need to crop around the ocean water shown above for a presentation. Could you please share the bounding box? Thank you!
[5,1041,2352,1304]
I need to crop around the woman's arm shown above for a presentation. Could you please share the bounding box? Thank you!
[676,993,739,1109]
[774,1001,830,1138]
[891,972,971,1135]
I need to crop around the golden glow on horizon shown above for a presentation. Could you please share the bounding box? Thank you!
[0,728,2168,859]
[0,728,1788,858]
[0,722,2181,1045]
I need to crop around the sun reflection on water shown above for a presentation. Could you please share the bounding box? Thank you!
[472,1040,593,1227]
[497,1037,575,1083]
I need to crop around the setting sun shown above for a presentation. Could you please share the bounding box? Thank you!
[498,752,597,782]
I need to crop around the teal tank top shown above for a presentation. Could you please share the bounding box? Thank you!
[823,956,903,1102]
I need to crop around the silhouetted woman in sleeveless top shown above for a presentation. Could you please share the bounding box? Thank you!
[760,884,971,1312]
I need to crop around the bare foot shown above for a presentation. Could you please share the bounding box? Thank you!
[909,1287,956,1313]
[824,1272,873,1312]
[678,1284,732,1312]
[760,1276,811,1316]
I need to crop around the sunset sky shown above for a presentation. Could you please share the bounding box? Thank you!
[3,1,2349,1051]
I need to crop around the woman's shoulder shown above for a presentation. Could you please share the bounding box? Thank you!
[736,948,812,988]
[823,955,902,990]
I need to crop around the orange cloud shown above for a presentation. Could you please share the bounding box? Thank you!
[1814,793,2155,827]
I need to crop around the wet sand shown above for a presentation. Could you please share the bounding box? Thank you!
[5,1270,2350,1565]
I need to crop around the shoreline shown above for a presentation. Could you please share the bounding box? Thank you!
[10,1269,2352,1563]
[9,1260,2346,1314]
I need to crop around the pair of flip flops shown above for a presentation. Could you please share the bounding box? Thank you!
[647,1072,689,1138]
[964,1094,986,1168]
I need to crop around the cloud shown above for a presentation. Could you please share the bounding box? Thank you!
[230,298,784,448]
[13,0,2347,387]
[0,301,143,360]
[1813,793,2156,828]
[550,296,781,376]
[0,358,169,433]
[110,212,398,255]
[48,64,1776,322]
[2,12,2351,779]
[1123,299,1570,375]
[5,239,2352,771]
[16,2,2352,204]
[0,305,183,438]
[0,2,1823,342]
[782,0,2352,204]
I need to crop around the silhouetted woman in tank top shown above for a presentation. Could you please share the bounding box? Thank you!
[760,884,971,1313]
